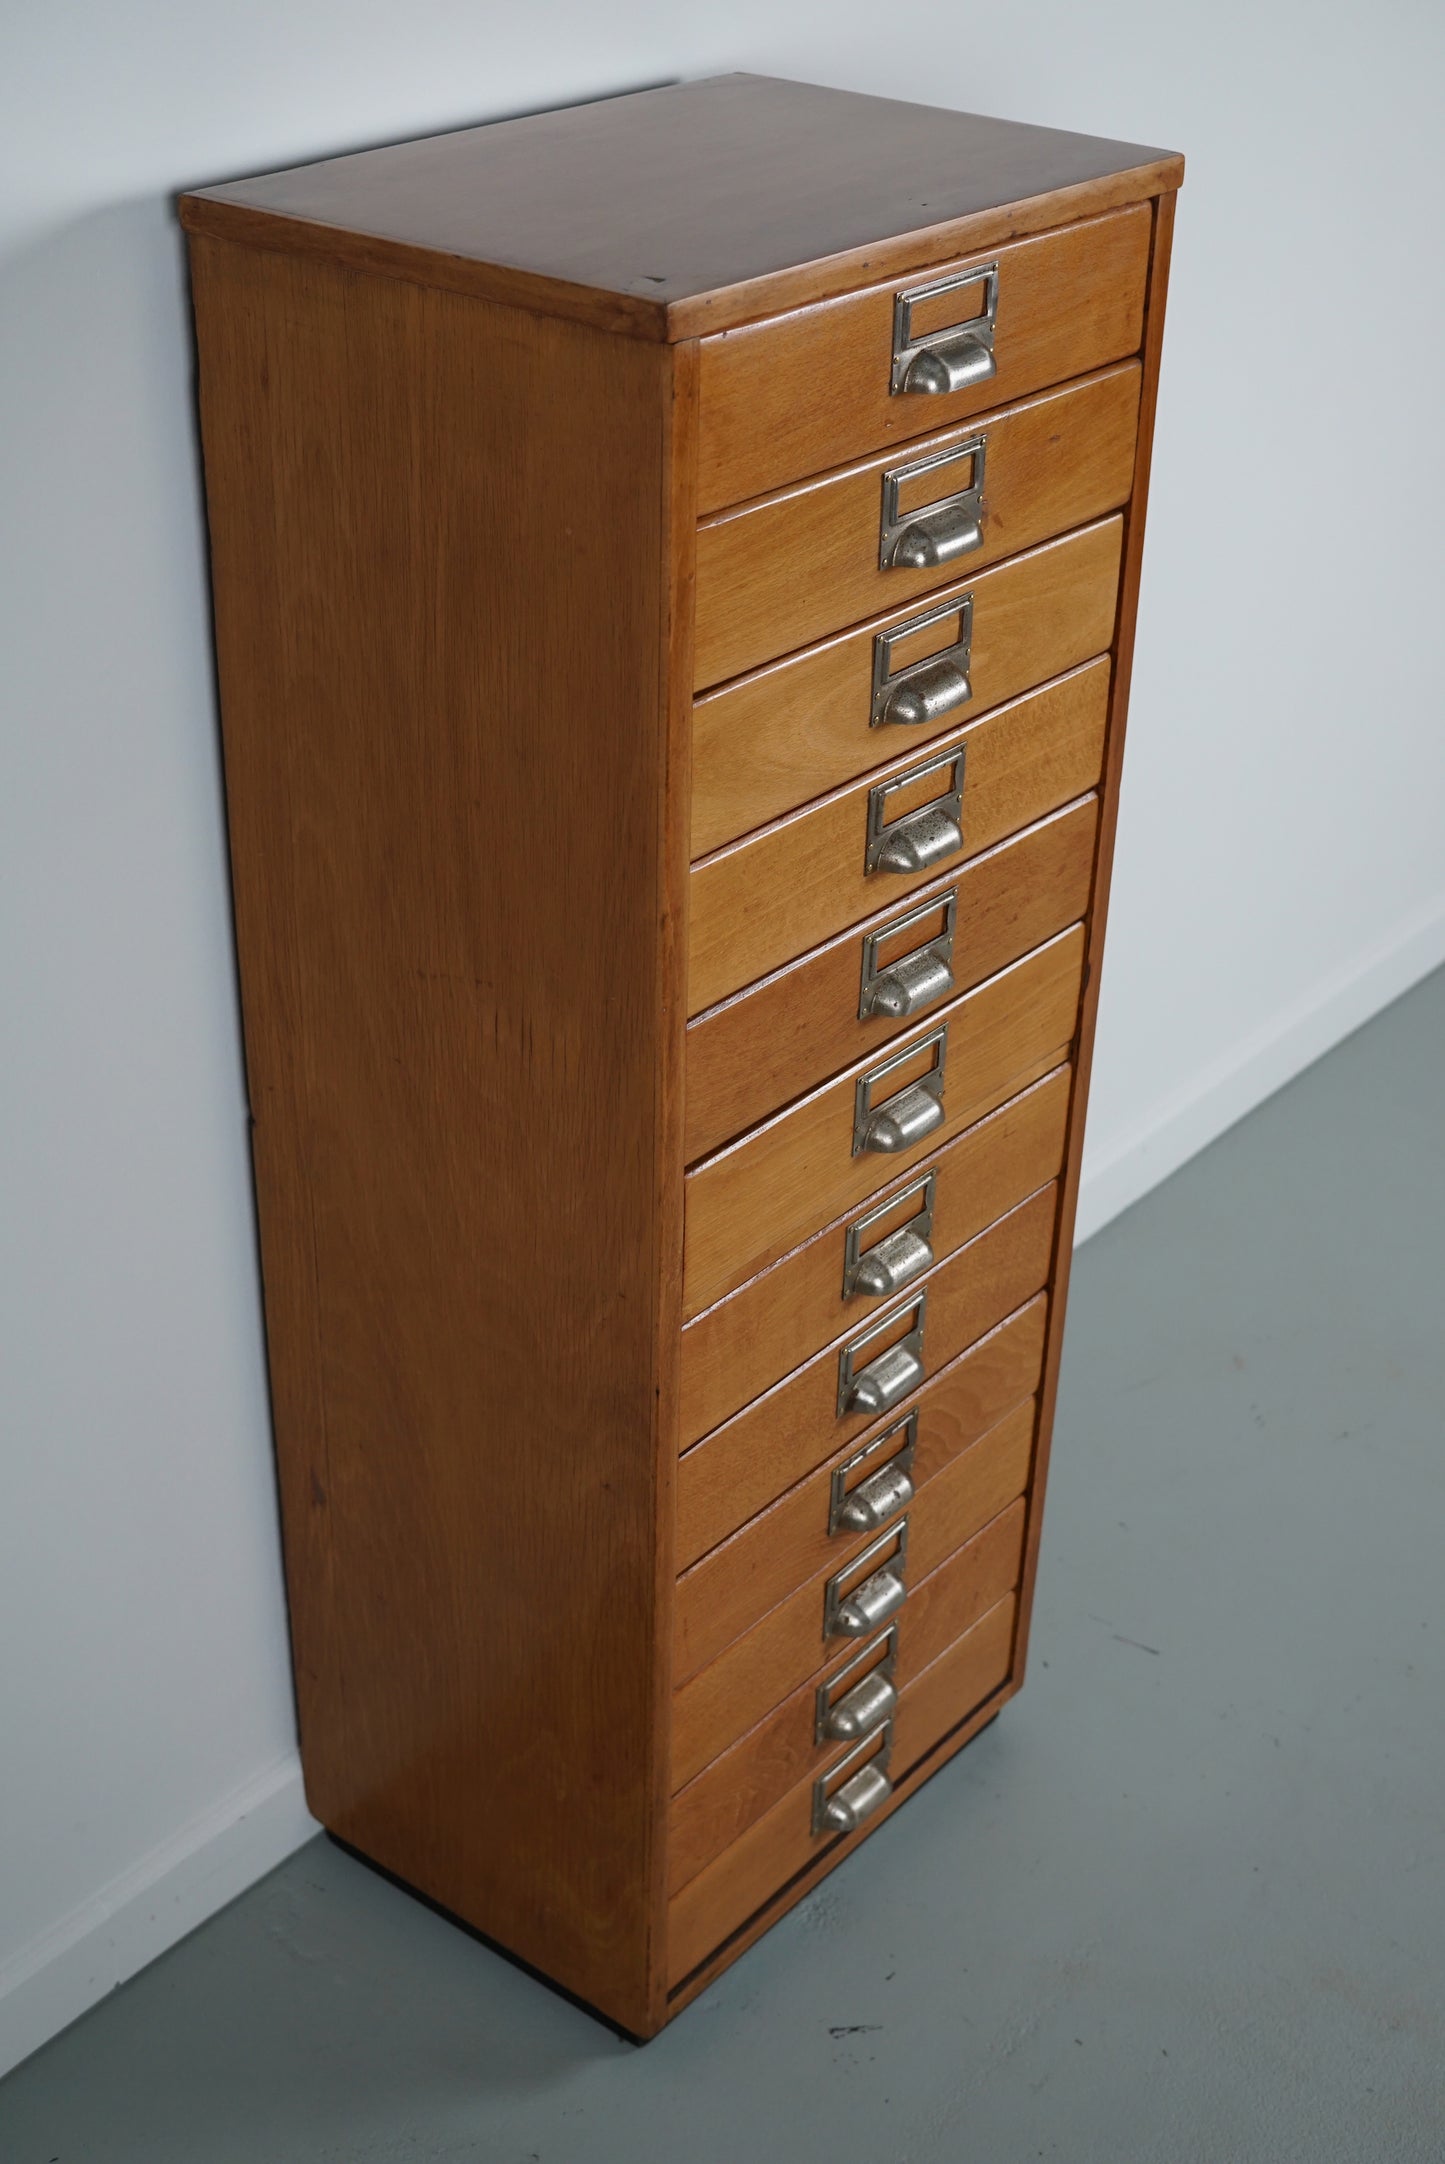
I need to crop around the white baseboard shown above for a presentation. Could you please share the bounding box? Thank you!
[0,1751,315,2080]
[4,899,1443,2086]
[1075,892,1445,1246]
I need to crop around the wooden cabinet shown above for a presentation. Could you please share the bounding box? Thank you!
[180,72,1181,2038]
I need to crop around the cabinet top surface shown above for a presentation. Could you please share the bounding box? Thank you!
[182,73,1181,338]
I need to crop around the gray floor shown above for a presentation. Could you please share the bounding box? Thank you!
[6,970,1444,2163]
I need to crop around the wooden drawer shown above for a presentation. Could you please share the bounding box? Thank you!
[680,1063,1069,1448]
[696,206,1150,512]
[693,362,1140,689]
[672,1392,1034,1792]
[686,796,1095,1159]
[683,924,1084,1318]
[677,1290,1046,1679]
[692,517,1121,861]
[669,1590,1019,1984]
[689,657,1108,1015]
[670,1498,1026,1893]
[678,1184,1055,1582]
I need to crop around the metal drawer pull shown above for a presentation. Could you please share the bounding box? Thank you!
[825,1523,910,1640]
[813,1723,895,1835]
[853,1025,948,1157]
[871,594,973,729]
[830,1415,919,1535]
[891,263,999,397]
[860,891,957,1020]
[866,748,966,877]
[824,1669,898,1743]
[815,1626,900,1741]
[843,1175,936,1299]
[880,437,986,571]
[837,1298,926,1419]
[835,1563,908,1637]
[837,1292,926,1417]
[852,1221,932,1295]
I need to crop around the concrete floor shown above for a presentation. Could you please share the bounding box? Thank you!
[5,968,1443,2162]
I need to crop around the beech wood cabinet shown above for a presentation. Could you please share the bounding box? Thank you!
[181,72,1182,2037]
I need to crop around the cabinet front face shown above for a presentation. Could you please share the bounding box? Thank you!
[182,74,1179,2038]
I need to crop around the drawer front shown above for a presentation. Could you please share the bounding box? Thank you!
[677,1185,1055,1583]
[669,1591,1019,1985]
[696,206,1151,512]
[692,517,1121,861]
[689,658,1108,1015]
[677,1292,1046,1678]
[686,796,1095,1158]
[671,1392,1035,1792]
[680,1064,1069,1449]
[693,363,1140,690]
[683,924,1084,1318]
[670,1498,1026,1894]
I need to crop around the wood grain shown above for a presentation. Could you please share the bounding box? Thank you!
[669,1591,1018,1982]
[669,1498,1025,1892]
[187,235,687,2035]
[691,519,1120,859]
[1011,192,1180,1697]
[697,205,1149,510]
[679,1064,1069,1448]
[181,75,1181,343]
[689,659,1108,1011]
[676,1297,1046,1673]
[686,796,1096,1157]
[677,1186,1056,1583]
[683,925,1085,1317]
[693,363,1140,688]
[671,1394,1035,1792]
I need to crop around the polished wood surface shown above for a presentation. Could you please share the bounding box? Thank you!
[1012,192,1178,1696]
[679,1065,1068,1447]
[698,206,1149,510]
[691,520,1120,859]
[693,364,1140,688]
[689,659,1108,1011]
[683,926,1085,1317]
[676,1298,1046,1673]
[686,797,1096,1157]
[671,1398,1035,1792]
[188,237,690,2036]
[669,1591,1018,1982]
[183,75,1181,343]
[677,1188,1055,1580]
[670,1499,1025,1892]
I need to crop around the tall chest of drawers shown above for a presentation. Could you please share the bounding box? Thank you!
[181,74,1181,2036]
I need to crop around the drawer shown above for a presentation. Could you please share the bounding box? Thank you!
[689,656,1108,1015]
[680,1063,1069,1448]
[686,796,1095,1158]
[669,1497,1027,1893]
[669,1591,1019,1984]
[693,362,1140,689]
[692,517,1121,860]
[678,1288,1045,1679]
[672,1392,1034,1792]
[677,1184,1055,1582]
[683,923,1084,1318]
[696,206,1151,512]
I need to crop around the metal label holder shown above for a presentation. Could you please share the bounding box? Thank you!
[891,262,1000,395]
[870,592,974,729]
[842,1171,937,1299]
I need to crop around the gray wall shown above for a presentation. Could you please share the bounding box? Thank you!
[3,0,1442,2074]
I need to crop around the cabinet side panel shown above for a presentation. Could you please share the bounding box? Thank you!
[188,236,679,2029]
[1012,191,1178,1676]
